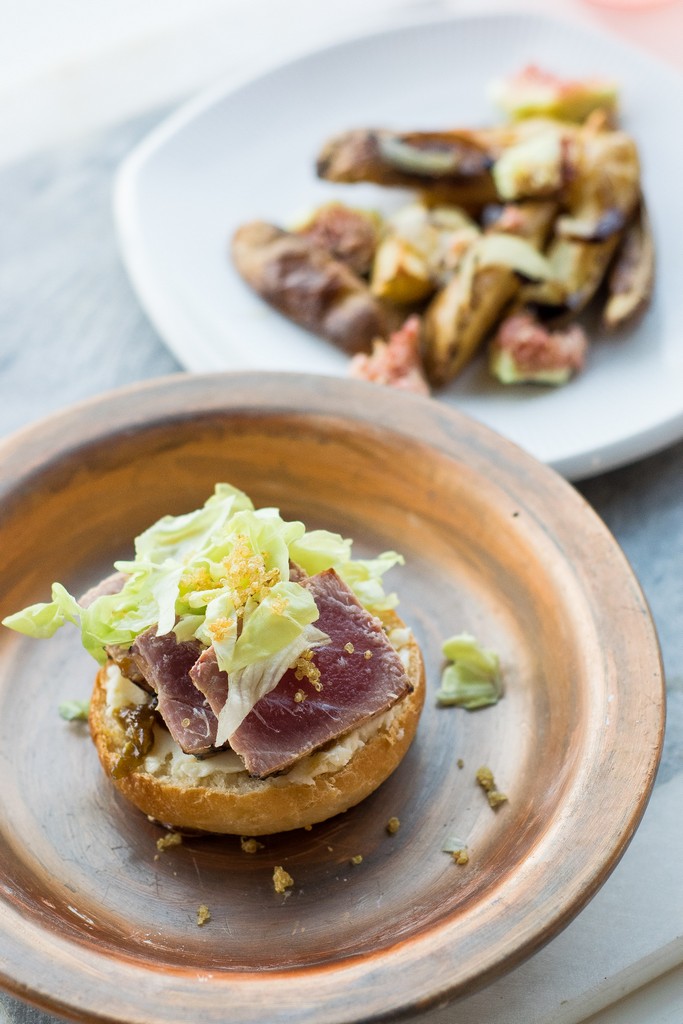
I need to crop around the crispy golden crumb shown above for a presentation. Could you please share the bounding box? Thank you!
[452,849,469,865]
[221,535,281,615]
[350,854,363,865]
[386,816,400,835]
[273,866,294,894]
[240,836,264,854]
[293,689,307,703]
[293,649,322,689]
[457,758,464,769]
[196,904,211,926]
[344,642,355,654]
[156,831,183,852]
[487,790,508,808]
[476,766,508,808]
[304,824,313,831]
[364,650,373,660]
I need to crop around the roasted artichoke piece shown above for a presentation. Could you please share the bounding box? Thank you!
[232,221,388,354]
[422,201,557,385]
[602,200,655,330]
[370,202,479,304]
[521,122,640,314]
[371,236,433,304]
[482,200,559,247]
[424,262,519,385]
[491,122,569,201]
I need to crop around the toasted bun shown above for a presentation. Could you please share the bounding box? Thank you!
[88,612,425,835]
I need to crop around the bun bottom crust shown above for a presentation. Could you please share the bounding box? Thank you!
[88,613,425,835]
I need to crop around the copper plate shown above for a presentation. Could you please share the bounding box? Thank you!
[0,373,664,1023]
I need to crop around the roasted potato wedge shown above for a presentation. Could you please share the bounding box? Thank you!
[232,221,388,354]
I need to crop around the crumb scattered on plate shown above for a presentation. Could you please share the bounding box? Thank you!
[240,836,264,854]
[156,831,183,852]
[476,765,508,808]
[196,904,211,926]
[273,866,294,894]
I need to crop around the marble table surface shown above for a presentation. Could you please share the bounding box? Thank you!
[1,9,682,1020]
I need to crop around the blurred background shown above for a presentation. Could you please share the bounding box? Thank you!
[1,0,682,165]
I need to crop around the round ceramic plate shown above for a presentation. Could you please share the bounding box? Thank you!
[114,11,683,480]
[0,373,663,1024]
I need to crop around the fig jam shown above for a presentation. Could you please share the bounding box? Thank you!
[111,704,157,778]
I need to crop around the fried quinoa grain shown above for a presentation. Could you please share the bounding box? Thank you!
[240,837,264,854]
[386,816,401,834]
[476,765,508,808]
[156,831,183,852]
[273,866,294,894]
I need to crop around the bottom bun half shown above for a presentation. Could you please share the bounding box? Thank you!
[88,612,425,835]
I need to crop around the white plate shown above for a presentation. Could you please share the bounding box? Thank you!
[114,11,683,480]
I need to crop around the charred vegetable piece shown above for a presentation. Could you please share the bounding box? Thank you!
[350,315,430,395]
[295,202,380,277]
[483,200,558,247]
[370,202,479,304]
[603,201,655,330]
[521,123,640,314]
[232,221,388,354]
[371,235,433,304]
[316,128,501,210]
[492,123,568,201]
[423,263,518,385]
[490,65,618,124]
[521,235,621,314]
[489,311,588,385]
[422,202,556,386]
[377,131,493,179]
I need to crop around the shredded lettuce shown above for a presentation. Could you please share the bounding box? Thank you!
[58,698,90,721]
[2,582,80,639]
[436,633,503,710]
[337,552,404,612]
[2,484,404,739]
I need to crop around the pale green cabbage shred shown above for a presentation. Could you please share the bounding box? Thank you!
[2,485,404,716]
[436,633,503,710]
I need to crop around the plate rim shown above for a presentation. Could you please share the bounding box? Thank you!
[112,9,683,483]
[0,371,666,1023]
